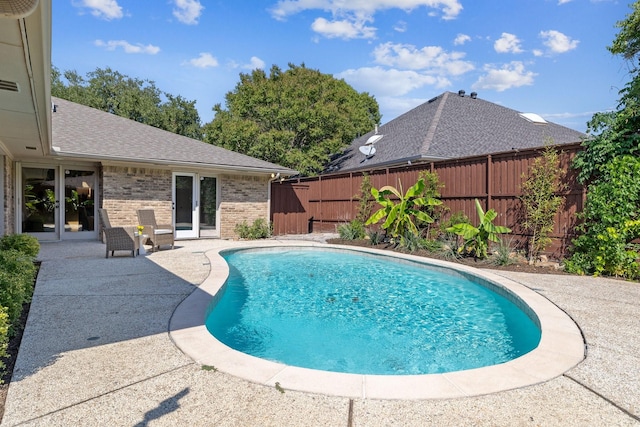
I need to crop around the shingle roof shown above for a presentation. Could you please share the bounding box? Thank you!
[325,91,587,173]
[51,97,297,175]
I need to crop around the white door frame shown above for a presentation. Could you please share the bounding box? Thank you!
[173,172,199,239]
[198,175,220,238]
[17,163,99,241]
[60,166,99,241]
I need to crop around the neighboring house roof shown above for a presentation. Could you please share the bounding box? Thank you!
[51,97,297,175]
[325,91,587,173]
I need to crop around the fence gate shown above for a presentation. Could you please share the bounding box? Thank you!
[271,183,310,235]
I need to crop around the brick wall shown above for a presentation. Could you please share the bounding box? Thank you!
[101,165,172,226]
[102,166,270,240]
[220,174,269,239]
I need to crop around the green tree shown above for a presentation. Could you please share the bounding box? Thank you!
[520,145,566,264]
[355,174,374,224]
[567,1,640,278]
[572,2,640,183]
[51,66,202,139]
[202,63,381,175]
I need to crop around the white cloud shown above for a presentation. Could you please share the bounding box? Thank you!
[270,0,463,21]
[494,33,523,54]
[311,17,376,39]
[472,61,536,92]
[558,0,572,4]
[539,30,579,54]
[173,0,204,25]
[394,20,408,33]
[186,52,219,68]
[243,56,266,70]
[453,33,471,46]
[378,96,428,122]
[373,42,474,75]
[94,40,160,54]
[76,0,123,20]
[532,49,543,57]
[336,66,449,97]
[270,0,462,39]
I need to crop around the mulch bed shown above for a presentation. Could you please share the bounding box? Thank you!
[326,238,572,275]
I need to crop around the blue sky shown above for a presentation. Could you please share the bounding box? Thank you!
[53,1,632,133]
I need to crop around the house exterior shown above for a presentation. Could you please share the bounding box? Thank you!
[325,90,587,173]
[1,1,295,243]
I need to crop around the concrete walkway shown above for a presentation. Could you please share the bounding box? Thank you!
[2,238,639,426]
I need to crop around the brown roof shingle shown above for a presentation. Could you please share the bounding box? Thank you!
[325,91,587,173]
[51,97,296,175]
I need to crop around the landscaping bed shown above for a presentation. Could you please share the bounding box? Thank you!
[326,238,571,275]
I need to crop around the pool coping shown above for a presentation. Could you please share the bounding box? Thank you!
[169,241,585,400]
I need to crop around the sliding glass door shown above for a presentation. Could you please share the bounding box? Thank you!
[21,165,97,240]
[172,173,219,239]
[21,167,58,239]
[61,169,96,239]
[199,176,218,238]
[173,173,198,239]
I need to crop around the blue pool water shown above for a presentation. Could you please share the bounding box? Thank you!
[205,248,541,375]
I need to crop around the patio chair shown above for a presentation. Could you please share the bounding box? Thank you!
[97,208,139,258]
[137,209,174,252]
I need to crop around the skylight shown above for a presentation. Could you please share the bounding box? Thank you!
[519,113,547,124]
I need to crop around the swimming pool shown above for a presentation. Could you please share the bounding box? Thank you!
[205,247,541,375]
[170,241,585,399]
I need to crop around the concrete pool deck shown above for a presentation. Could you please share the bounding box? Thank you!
[171,243,585,400]
[3,237,640,426]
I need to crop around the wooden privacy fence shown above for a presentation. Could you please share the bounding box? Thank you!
[271,143,585,258]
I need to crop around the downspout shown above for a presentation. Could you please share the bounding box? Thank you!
[19,17,47,156]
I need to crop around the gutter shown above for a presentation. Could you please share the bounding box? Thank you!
[335,154,451,174]
[50,150,298,176]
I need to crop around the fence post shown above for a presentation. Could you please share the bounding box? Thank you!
[486,154,492,211]
[318,175,323,231]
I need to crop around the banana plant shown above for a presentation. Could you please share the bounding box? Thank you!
[446,198,511,259]
[365,178,442,241]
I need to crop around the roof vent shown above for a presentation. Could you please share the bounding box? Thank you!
[519,112,548,124]
[427,96,439,103]
[458,89,465,97]
[0,80,19,92]
[470,92,477,99]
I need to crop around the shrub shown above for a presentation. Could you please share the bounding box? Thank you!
[398,231,428,253]
[337,220,366,240]
[235,218,272,239]
[366,229,385,245]
[422,238,443,253]
[0,250,36,334]
[493,237,515,266]
[0,234,40,258]
[0,306,8,379]
[566,156,640,279]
